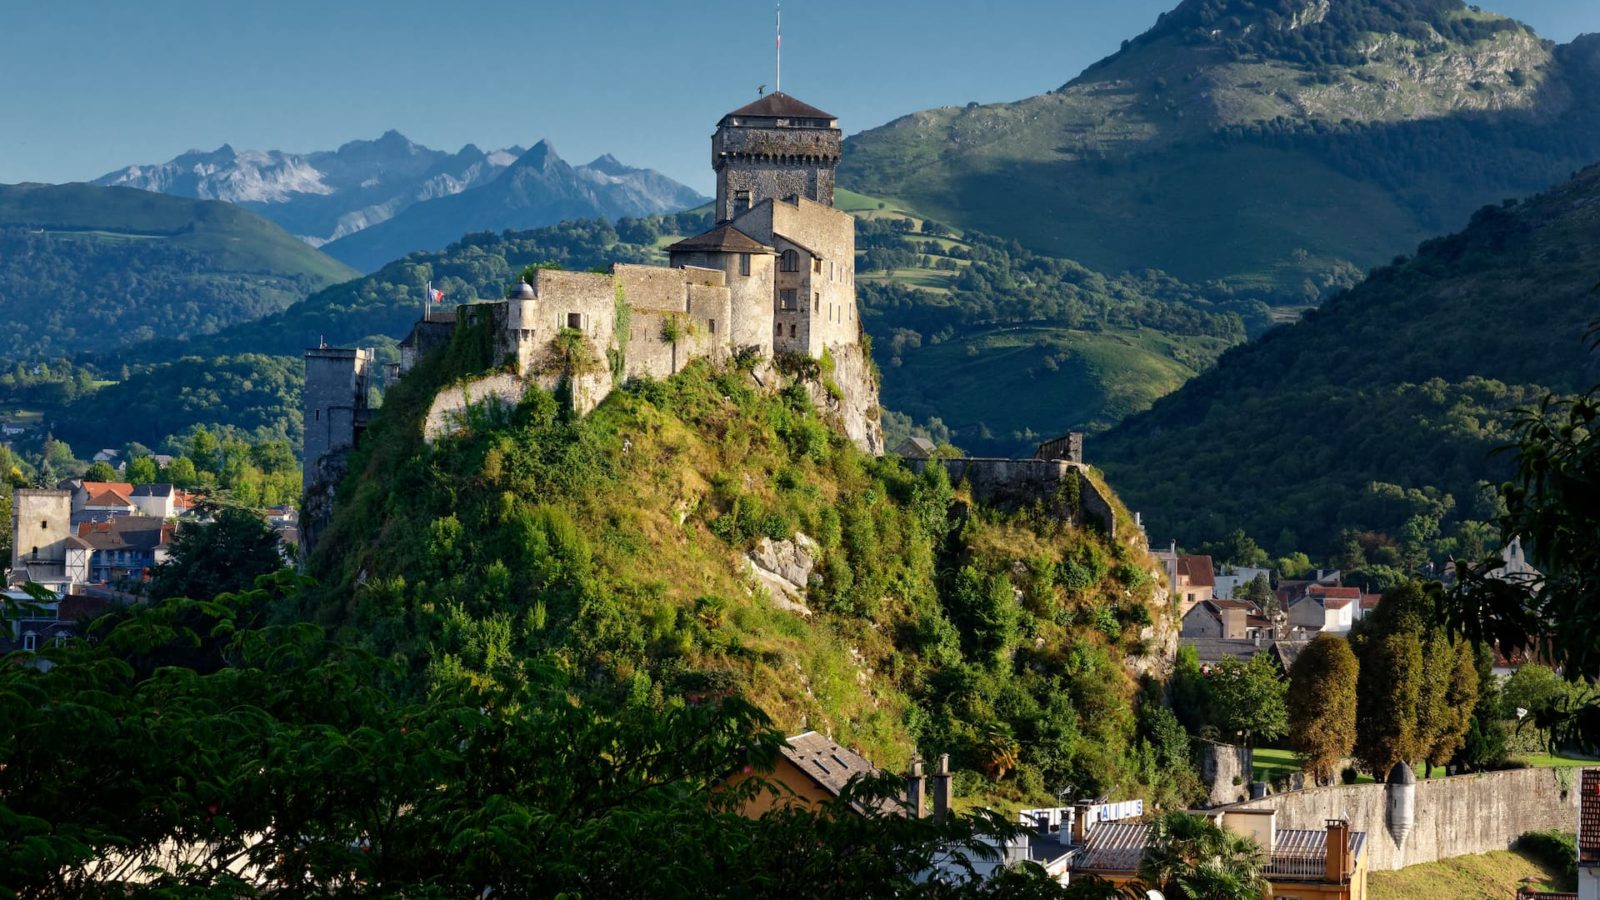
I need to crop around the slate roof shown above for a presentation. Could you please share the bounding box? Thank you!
[77,517,171,553]
[896,436,937,459]
[131,483,174,498]
[780,730,905,815]
[1272,640,1311,671]
[664,223,773,255]
[725,92,835,120]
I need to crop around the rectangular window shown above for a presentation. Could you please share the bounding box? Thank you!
[814,293,820,312]
[567,312,583,329]
[813,257,822,273]
[789,324,796,338]
[739,253,751,276]
[780,289,797,310]
[22,633,36,652]
[709,319,716,334]
[315,409,321,421]
[733,190,751,216]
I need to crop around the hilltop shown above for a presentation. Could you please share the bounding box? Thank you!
[1096,163,1600,557]
[0,183,356,359]
[841,0,1600,298]
[297,320,1190,809]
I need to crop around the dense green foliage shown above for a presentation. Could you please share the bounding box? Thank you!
[1515,830,1580,892]
[1100,166,1600,557]
[1286,634,1359,785]
[148,508,287,602]
[51,354,305,450]
[3,581,1076,897]
[0,183,354,359]
[299,330,1189,809]
[1454,367,1600,685]
[1137,811,1269,900]
[1168,649,1286,748]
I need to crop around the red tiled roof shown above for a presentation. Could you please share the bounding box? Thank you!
[1176,555,1215,588]
[1322,596,1355,611]
[1360,593,1382,609]
[57,594,114,622]
[84,487,133,507]
[1308,585,1361,600]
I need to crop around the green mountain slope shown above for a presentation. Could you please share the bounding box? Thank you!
[300,325,1190,807]
[1095,163,1600,557]
[840,0,1600,298]
[0,183,356,358]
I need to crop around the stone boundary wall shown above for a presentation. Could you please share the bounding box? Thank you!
[1232,767,1580,871]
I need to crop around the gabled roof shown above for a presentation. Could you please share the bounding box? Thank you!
[1360,593,1382,610]
[724,92,835,120]
[131,483,175,498]
[664,223,773,255]
[780,731,904,815]
[896,436,937,459]
[84,487,134,508]
[1307,585,1360,600]
[773,233,820,259]
[1174,555,1215,588]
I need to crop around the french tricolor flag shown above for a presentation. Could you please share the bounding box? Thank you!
[428,283,445,303]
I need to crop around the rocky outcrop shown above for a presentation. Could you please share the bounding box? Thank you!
[745,533,818,616]
[812,343,883,456]
[423,373,526,443]
[298,451,349,561]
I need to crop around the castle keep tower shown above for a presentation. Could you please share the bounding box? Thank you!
[712,93,841,223]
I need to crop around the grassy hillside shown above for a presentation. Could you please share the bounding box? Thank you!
[0,183,356,358]
[1369,848,1569,899]
[1097,163,1600,559]
[298,324,1195,809]
[840,0,1600,298]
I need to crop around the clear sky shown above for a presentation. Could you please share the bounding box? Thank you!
[3,0,1598,194]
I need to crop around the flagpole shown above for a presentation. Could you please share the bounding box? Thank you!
[424,279,430,323]
[775,4,781,94]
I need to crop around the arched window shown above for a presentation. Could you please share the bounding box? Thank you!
[779,249,800,272]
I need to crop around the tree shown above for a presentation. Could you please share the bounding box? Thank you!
[84,460,118,482]
[1354,631,1423,779]
[162,455,198,487]
[1455,374,1600,678]
[125,455,159,485]
[1424,638,1479,771]
[147,507,285,602]
[1286,635,1358,784]
[1137,811,1269,900]
[1206,654,1287,747]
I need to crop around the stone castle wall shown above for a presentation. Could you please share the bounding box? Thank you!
[917,458,1118,536]
[1233,767,1580,871]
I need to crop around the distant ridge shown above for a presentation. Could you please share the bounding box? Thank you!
[94,132,705,265]
[317,141,707,272]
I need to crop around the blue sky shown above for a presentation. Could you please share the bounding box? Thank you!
[3,0,1598,193]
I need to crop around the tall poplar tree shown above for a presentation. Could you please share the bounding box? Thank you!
[1286,634,1358,785]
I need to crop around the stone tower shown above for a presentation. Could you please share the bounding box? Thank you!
[712,92,841,222]
[10,489,71,583]
[302,347,374,492]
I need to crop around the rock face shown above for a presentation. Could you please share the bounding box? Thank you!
[812,344,884,455]
[745,533,818,616]
[1199,742,1254,807]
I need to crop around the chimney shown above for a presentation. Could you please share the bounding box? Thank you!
[1071,801,1092,844]
[1324,819,1350,882]
[906,760,927,819]
[932,753,953,822]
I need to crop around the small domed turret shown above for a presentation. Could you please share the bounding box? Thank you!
[1386,761,1416,850]
[509,281,536,300]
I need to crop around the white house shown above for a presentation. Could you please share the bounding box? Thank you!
[1287,585,1358,635]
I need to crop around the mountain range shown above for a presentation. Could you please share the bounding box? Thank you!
[841,0,1600,300]
[94,132,706,272]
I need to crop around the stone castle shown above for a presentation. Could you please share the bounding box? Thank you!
[304,92,882,507]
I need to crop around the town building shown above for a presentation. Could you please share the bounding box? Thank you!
[1181,598,1266,641]
[1155,545,1215,613]
[722,730,911,818]
[1288,585,1359,636]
